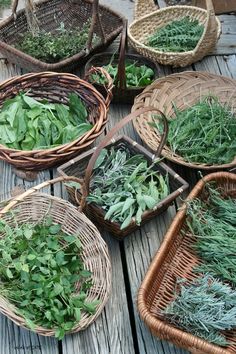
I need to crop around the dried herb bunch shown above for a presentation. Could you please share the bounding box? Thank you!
[0,213,98,339]
[186,184,236,286]
[163,275,236,346]
[150,95,236,165]
[146,16,204,52]
[85,146,169,229]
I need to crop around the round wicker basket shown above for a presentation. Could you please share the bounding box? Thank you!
[0,70,113,171]
[128,0,221,67]
[132,71,236,171]
[0,176,111,337]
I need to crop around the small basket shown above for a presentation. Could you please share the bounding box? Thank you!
[0,0,125,72]
[128,0,221,67]
[0,69,113,172]
[138,171,236,354]
[132,71,236,171]
[84,20,159,104]
[57,108,189,240]
[0,176,111,337]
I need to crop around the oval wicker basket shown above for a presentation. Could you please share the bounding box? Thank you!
[0,69,113,171]
[0,176,111,337]
[138,171,236,354]
[128,0,221,67]
[132,71,236,171]
[0,0,125,72]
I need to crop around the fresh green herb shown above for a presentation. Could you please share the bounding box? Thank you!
[163,274,236,346]
[146,16,204,52]
[185,184,236,286]
[91,60,155,88]
[0,91,91,150]
[0,215,98,339]
[17,22,98,63]
[0,0,11,8]
[150,95,236,164]
[72,147,169,229]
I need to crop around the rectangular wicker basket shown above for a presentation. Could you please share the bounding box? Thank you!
[138,172,236,354]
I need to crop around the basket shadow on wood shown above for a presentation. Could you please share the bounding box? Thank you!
[138,172,236,354]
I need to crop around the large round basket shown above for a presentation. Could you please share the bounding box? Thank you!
[132,71,236,171]
[0,70,113,171]
[128,0,221,67]
[0,176,111,337]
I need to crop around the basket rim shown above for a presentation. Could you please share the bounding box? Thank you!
[138,171,236,354]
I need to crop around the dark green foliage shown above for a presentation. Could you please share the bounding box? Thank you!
[17,23,98,63]
[0,91,91,150]
[0,0,11,8]
[146,16,204,52]
[0,215,98,339]
[91,60,155,87]
[163,275,236,346]
[150,95,236,164]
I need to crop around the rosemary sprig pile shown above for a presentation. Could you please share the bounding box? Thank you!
[163,275,236,346]
[146,16,204,52]
[150,95,236,165]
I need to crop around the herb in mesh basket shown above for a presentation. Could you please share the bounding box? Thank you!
[0,91,91,150]
[185,184,236,286]
[84,147,169,229]
[17,22,98,63]
[90,60,155,87]
[0,215,98,339]
[163,274,236,346]
[150,95,236,165]
[146,16,204,52]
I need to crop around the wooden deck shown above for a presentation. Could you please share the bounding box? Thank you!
[0,1,235,353]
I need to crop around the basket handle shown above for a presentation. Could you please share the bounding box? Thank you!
[87,0,106,52]
[134,0,158,21]
[85,66,113,108]
[0,176,85,216]
[116,19,127,90]
[193,0,218,54]
[80,107,168,210]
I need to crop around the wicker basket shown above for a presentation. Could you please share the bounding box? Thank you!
[0,69,113,172]
[138,171,236,354]
[128,0,221,67]
[57,107,189,240]
[132,71,236,171]
[84,20,159,104]
[0,0,125,72]
[0,176,111,337]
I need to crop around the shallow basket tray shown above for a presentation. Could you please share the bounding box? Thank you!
[0,0,125,72]
[132,71,236,171]
[0,176,111,337]
[138,171,236,354]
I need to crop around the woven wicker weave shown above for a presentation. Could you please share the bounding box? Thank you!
[128,0,221,67]
[0,69,113,171]
[138,171,236,354]
[132,71,236,171]
[0,176,111,337]
[0,0,125,72]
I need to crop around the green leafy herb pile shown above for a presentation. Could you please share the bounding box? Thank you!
[91,60,155,88]
[186,184,236,286]
[0,216,98,339]
[146,16,204,52]
[0,0,11,8]
[0,91,92,150]
[86,147,169,229]
[163,275,236,346]
[17,23,98,63]
[150,95,236,165]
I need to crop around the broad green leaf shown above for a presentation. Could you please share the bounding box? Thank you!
[6,268,13,279]
[74,307,81,322]
[49,224,61,234]
[94,149,108,169]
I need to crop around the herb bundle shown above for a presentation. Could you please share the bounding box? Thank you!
[0,91,92,150]
[163,275,236,346]
[84,147,169,229]
[146,16,204,52]
[17,23,98,63]
[0,215,98,339]
[151,95,236,164]
[0,0,10,8]
[90,60,154,88]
